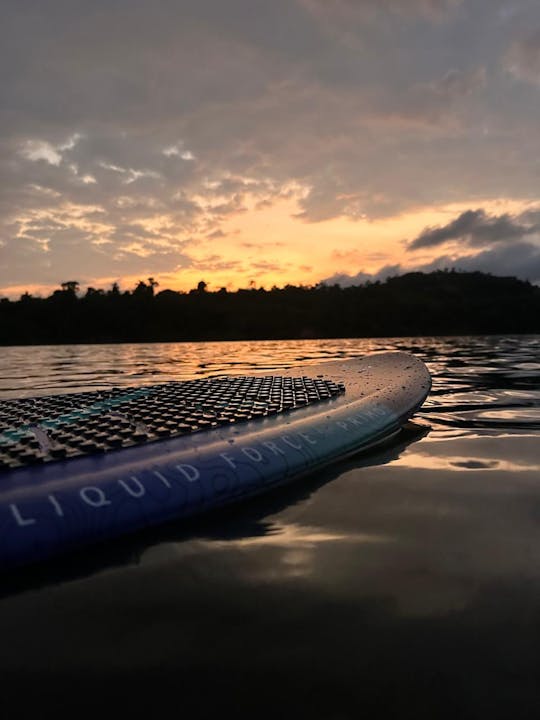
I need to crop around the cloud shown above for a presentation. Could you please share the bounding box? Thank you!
[505,28,540,85]
[299,0,464,27]
[409,209,539,250]
[0,224,193,288]
[19,139,63,166]
[322,242,540,286]
[1,0,540,290]
[324,205,540,286]
[436,67,486,97]
[321,265,403,287]
[419,241,540,282]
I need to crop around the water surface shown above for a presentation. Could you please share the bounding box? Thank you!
[1,336,539,718]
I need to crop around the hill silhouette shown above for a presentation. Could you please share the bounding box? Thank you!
[0,270,538,345]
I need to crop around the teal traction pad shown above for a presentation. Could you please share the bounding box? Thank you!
[0,375,345,471]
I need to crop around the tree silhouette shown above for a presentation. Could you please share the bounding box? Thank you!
[60,281,79,295]
[0,270,538,344]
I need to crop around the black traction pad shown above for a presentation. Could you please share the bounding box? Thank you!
[0,375,345,471]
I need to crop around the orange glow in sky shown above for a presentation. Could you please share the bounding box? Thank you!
[2,0,540,296]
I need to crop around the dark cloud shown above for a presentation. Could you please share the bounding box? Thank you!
[409,209,539,249]
[322,242,540,286]
[419,241,540,282]
[321,265,402,287]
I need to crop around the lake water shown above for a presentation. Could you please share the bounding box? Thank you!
[1,336,540,718]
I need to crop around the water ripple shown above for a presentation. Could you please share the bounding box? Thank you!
[1,336,539,437]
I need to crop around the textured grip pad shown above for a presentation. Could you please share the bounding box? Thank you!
[0,375,345,470]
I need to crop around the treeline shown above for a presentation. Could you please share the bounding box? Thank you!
[1,271,539,344]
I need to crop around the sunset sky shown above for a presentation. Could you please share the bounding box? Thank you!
[1,0,540,297]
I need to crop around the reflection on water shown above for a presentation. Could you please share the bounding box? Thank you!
[1,336,540,718]
[1,338,387,396]
[2,336,539,432]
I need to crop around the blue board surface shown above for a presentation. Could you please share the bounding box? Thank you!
[0,352,431,568]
